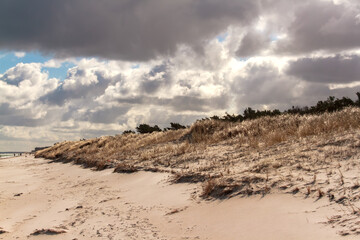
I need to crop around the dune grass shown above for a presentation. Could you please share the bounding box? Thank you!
[36,107,360,198]
[38,107,360,164]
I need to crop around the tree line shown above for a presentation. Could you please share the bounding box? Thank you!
[124,92,360,134]
[205,92,360,122]
[122,122,187,134]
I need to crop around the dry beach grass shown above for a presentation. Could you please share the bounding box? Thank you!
[36,107,360,236]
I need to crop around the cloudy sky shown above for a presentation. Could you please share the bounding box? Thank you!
[1,0,360,151]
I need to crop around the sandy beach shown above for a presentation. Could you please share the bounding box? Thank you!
[0,156,356,240]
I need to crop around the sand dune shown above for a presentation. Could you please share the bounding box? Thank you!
[0,156,355,239]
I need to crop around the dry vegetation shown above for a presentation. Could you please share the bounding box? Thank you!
[36,107,360,235]
[30,228,67,236]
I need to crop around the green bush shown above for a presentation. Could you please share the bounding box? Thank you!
[122,130,135,135]
[136,124,162,134]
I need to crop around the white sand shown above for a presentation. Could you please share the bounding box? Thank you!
[0,156,354,239]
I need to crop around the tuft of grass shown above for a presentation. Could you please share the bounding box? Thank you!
[338,169,345,185]
[292,187,300,194]
[172,172,207,183]
[95,160,111,171]
[306,186,311,195]
[113,163,138,173]
[318,189,325,198]
[201,178,217,197]
[30,228,67,236]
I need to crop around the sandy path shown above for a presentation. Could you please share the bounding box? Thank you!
[0,156,354,239]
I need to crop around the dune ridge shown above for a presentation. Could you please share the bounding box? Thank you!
[34,107,360,236]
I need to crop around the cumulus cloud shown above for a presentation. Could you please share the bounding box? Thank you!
[82,106,130,124]
[0,103,44,127]
[0,63,58,107]
[231,62,303,110]
[140,62,173,94]
[14,51,25,58]
[2,49,360,151]
[40,59,119,106]
[42,59,65,68]
[0,63,61,130]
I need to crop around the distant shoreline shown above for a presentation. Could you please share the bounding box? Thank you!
[0,152,27,159]
[0,152,26,154]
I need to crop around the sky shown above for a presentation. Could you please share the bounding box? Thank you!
[1,0,360,151]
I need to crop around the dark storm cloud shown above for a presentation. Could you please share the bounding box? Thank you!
[228,61,360,113]
[232,63,297,108]
[0,103,48,127]
[169,95,229,112]
[275,1,360,54]
[83,106,130,124]
[301,82,360,102]
[236,31,269,57]
[287,55,360,83]
[115,95,229,112]
[0,0,260,61]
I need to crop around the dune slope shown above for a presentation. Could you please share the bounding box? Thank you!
[35,107,360,236]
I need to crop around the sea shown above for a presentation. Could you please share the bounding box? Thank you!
[0,152,24,158]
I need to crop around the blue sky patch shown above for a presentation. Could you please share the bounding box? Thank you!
[236,57,249,62]
[0,51,74,80]
[44,62,75,80]
[216,32,229,43]
[131,63,140,69]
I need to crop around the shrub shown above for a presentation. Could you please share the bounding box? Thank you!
[165,122,186,131]
[136,124,162,134]
[122,130,135,135]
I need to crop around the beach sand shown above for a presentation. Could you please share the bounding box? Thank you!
[0,156,355,239]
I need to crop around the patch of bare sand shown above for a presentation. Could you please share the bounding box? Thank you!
[0,156,355,239]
